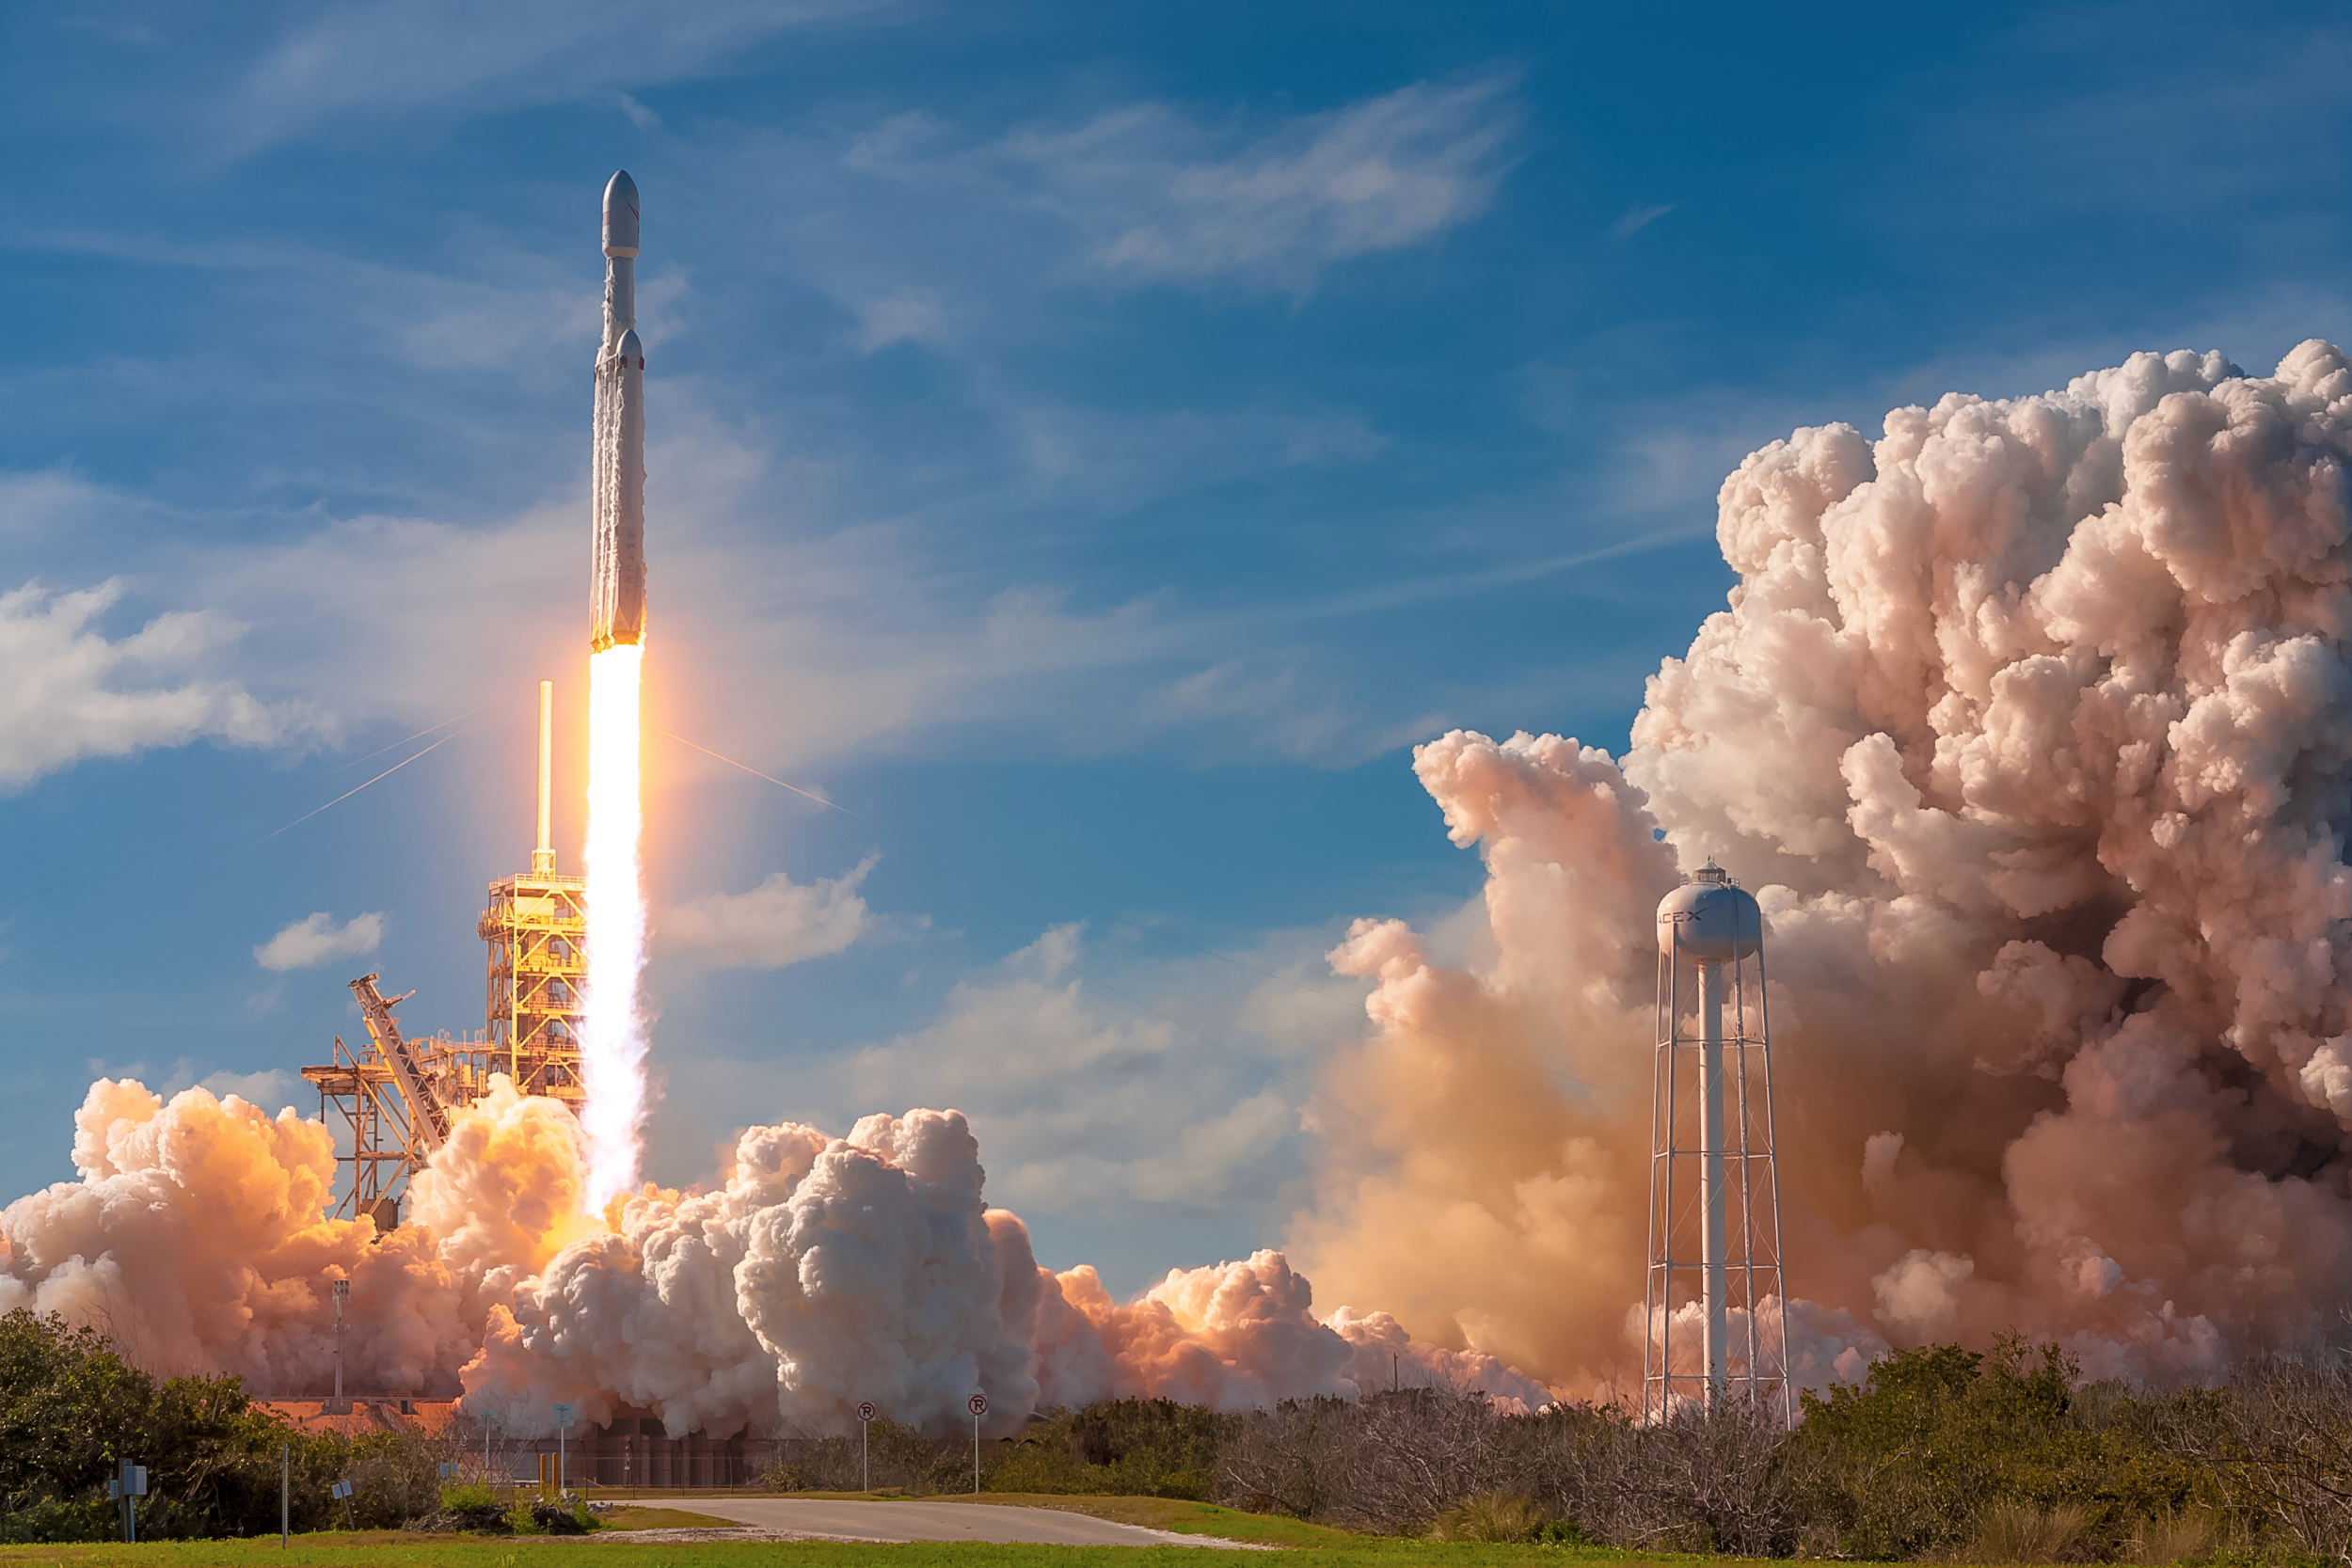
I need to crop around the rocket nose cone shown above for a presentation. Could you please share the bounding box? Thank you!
[617,327,644,362]
[602,170,641,258]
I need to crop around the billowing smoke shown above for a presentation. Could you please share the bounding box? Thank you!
[1291,341,2352,1389]
[2,1079,1532,1432]
[10,341,2352,1420]
[0,1080,472,1390]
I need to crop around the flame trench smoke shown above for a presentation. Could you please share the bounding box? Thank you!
[581,644,646,1212]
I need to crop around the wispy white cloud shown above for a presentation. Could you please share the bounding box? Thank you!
[198,1066,299,1111]
[1606,202,1676,240]
[1077,80,1518,287]
[254,910,384,971]
[1152,661,1446,768]
[661,853,878,969]
[610,89,660,129]
[846,76,1519,294]
[222,0,900,156]
[0,579,307,789]
[853,288,944,352]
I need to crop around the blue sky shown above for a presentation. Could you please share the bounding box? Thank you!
[2,1,2348,1289]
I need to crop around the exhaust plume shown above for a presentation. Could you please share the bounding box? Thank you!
[581,641,648,1211]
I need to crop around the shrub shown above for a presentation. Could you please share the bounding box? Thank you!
[1428,1491,1544,1542]
[0,1307,362,1540]
[528,1500,591,1534]
[765,1415,940,1493]
[2125,1506,2222,1564]
[438,1480,495,1512]
[0,1497,116,1544]
[990,1400,1238,1499]
[1973,1498,2090,1563]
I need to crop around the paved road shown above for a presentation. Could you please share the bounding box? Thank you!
[680,1497,1238,1546]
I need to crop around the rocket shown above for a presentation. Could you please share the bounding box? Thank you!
[590,169,646,652]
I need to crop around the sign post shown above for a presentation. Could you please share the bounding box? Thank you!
[330,1479,355,1529]
[856,1402,876,1493]
[552,1402,577,1498]
[280,1444,289,1547]
[967,1394,988,1495]
[110,1460,147,1543]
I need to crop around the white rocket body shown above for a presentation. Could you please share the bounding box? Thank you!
[591,170,645,653]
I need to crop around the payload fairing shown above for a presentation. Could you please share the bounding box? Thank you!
[590,170,646,652]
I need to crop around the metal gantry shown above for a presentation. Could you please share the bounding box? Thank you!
[302,679,586,1226]
[300,976,495,1228]
[1644,863,1791,1425]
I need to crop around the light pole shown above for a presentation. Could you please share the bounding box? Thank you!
[330,1279,350,1402]
[552,1402,576,1498]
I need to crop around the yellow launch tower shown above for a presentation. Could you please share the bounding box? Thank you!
[302,681,587,1224]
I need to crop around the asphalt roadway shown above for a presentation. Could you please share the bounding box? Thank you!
[680,1497,1242,1547]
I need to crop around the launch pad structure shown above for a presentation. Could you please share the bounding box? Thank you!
[302,681,587,1225]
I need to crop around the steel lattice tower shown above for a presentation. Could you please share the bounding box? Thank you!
[1645,860,1790,1423]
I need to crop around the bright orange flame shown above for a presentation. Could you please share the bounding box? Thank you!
[582,642,646,1212]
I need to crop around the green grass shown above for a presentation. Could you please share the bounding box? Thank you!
[599,1506,743,1530]
[0,1544,1731,1567]
[0,1496,1740,1566]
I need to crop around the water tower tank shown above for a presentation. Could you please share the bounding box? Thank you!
[1657,861,1762,962]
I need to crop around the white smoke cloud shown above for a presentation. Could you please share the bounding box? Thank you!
[253,911,385,971]
[660,855,876,970]
[3,1073,1545,1434]
[1291,341,2352,1393]
[0,1080,470,1390]
[0,579,304,788]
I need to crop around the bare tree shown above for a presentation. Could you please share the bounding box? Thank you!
[1216,1398,1365,1522]
[2163,1352,2352,1560]
[1548,1398,1801,1557]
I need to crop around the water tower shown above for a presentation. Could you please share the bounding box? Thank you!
[1644,860,1789,1421]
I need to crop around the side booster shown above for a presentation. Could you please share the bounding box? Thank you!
[590,169,646,652]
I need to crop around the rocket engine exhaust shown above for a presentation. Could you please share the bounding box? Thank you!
[582,170,650,1212]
